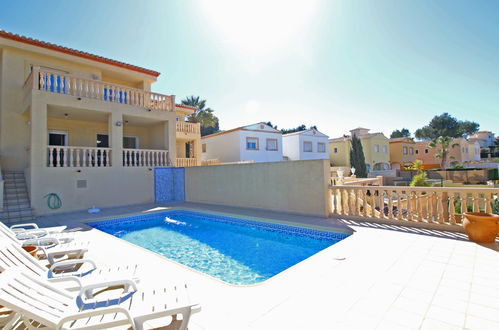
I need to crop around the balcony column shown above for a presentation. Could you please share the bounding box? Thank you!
[193,139,201,166]
[30,101,48,168]
[109,112,123,167]
[165,120,176,166]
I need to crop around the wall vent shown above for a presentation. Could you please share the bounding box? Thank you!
[76,180,87,188]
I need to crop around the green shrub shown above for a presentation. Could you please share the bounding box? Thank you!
[492,198,499,215]
[409,172,432,187]
[454,199,473,214]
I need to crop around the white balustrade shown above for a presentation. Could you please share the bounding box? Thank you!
[176,121,201,134]
[330,185,499,228]
[175,158,198,167]
[47,146,111,167]
[123,149,169,167]
[26,68,174,112]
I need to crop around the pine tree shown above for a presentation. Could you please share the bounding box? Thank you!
[350,135,368,177]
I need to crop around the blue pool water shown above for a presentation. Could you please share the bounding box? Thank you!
[89,210,350,285]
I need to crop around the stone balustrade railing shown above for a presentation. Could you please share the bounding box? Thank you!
[47,146,111,167]
[123,149,169,167]
[176,121,200,134]
[334,177,383,186]
[26,68,174,111]
[331,185,499,227]
[176,158,198,167]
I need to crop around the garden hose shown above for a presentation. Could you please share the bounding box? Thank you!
[44,193,62,210]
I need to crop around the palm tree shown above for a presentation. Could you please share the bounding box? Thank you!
[428,136,459,168]
[181,96,220,136]
[411,160,424,173]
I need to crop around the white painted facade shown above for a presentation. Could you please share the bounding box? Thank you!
[282,129,329,161]
[201,123,283,163]
[469,131,496,148]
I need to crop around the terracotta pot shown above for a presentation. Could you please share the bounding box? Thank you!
[22,245,39,258]
[463,212,499,243]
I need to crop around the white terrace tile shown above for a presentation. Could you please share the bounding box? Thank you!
[22,202,499,330]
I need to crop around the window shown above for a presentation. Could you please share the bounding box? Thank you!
[424,149,429,154]
[382,145,387,153]
[303,141,313,152]
[415,149,419,154]
[409,147,413,154]
[97,134,109,148]
[266,138,278,151]
[202,143,207,153]
[374,144,380,152]
[123,136,139,149]
[48,130,68,146]
[334,147,338,153]
[403,147,408,154]
[246,137,259,150]
[318,142,326,153]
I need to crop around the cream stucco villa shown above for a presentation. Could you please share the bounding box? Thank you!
[329,128,390,171]
[0,30,201,219]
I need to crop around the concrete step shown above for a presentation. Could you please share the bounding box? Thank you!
[4,198,30,205]
[4,187,28,192]
[3,176,25,183]
[4,193,29,200]
[4,204,31,211]
[1,170,33,219]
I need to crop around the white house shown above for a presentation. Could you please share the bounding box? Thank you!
[282,129,329,161]
[201,123,283,163]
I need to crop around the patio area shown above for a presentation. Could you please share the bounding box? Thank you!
[20,202,499,329]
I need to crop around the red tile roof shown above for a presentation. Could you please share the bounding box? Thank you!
[175,104,198,110]
[0,30,160,77]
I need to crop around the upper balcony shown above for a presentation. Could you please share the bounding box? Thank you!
[176,121,200,136]
[24,67,174,112]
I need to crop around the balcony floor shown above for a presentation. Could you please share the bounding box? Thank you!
[25,203,499,330]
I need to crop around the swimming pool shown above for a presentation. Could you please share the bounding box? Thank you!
[89,210,350,285]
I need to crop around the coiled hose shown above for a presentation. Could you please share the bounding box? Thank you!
[44,193,62,209]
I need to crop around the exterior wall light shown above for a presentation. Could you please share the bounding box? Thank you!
[115,121,122,126]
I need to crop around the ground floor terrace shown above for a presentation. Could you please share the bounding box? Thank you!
[21,201,499,330]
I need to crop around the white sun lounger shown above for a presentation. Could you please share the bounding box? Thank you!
[0,220,72,241]
[6,220,67,234]
[0,223,88,259]
[0,267,200,330]
[0,242,137,282]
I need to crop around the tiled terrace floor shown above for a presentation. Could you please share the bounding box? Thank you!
[13,202,499,329]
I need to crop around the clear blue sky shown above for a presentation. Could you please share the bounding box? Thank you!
[1,0,498,137]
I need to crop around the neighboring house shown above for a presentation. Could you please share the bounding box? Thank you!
[414,141,439,168]
[0,30,200,216]
[201,122,283,163]
[469,131,495,148]
[467,140,481,162]
[329,128,390,171]
[282,129,329,161]
[389,137,415,170]
[414,138,481,168]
